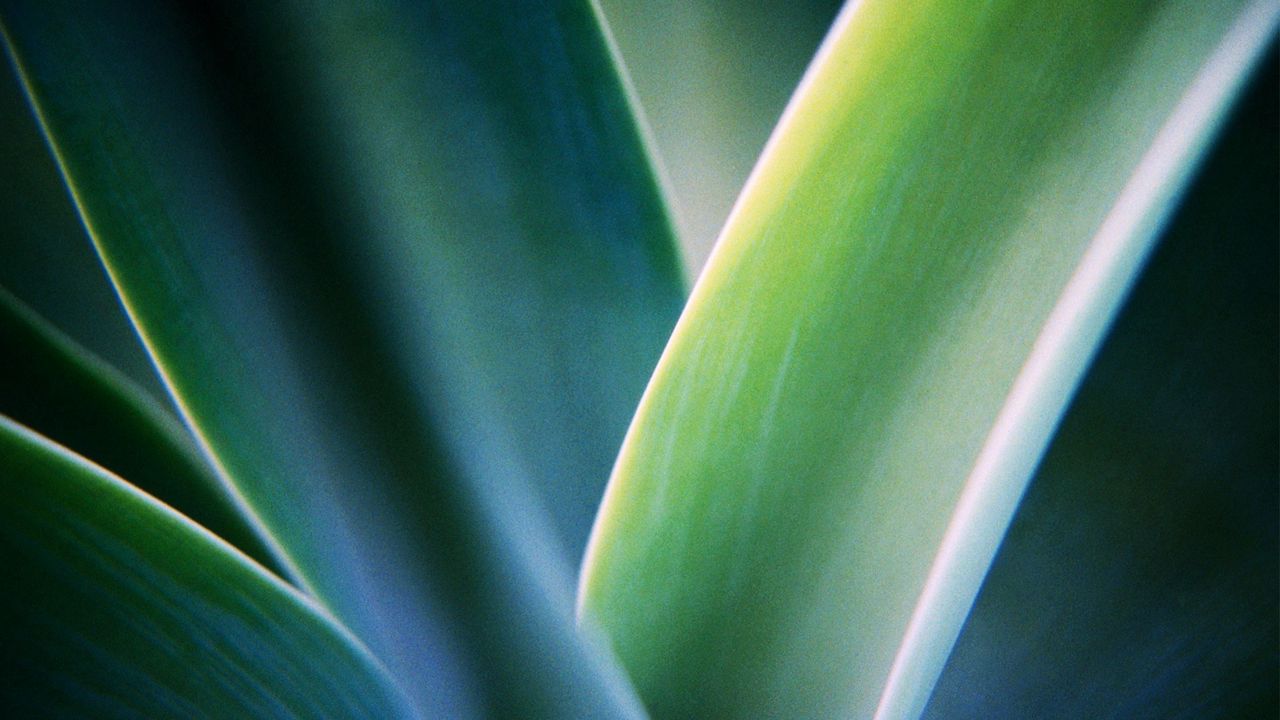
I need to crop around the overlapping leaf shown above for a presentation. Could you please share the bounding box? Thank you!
[579,0,1279,717]
[924,50,1279,718]
[2,0,681,715]
[0,290,295,581]
[0,417,415,720]
[599,0,842,274]
[0,61,161,396]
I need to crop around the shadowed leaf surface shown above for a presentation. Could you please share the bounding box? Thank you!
[922,46,1279,720]
[0,59,162,398]
[0,290,296,582]
[0,417,416,720]
[2,0,680,715]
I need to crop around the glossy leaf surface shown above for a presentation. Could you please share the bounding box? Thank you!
[580,1,1279,717]
[0,417,415,720]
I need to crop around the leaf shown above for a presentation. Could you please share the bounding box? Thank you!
[0,288,298,583]
[599,0,842,275]
[923,46,1279,719]
[578,0,1280,717]
[0,416,416,719]
[1,0,676,716]
[0,55,163,398]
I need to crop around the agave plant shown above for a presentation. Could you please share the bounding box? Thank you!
[0,0,1275,717]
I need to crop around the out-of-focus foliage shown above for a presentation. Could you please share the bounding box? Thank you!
[3,0,680,716]
[0,0,1274,718]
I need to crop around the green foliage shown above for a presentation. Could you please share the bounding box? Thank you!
[0,417,415,718]
[0,0,1274,718]
[0,289,295,580]
[580,1,1275,716]
[598,0,842,272]
[4,0,679,715]
[925,60,1280,717]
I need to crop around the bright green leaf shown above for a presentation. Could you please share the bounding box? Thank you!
[579,0,1279,717]
[2,0,677,716]
[0,416,416,719]
[0,288,298,583]
[599,0,842,276]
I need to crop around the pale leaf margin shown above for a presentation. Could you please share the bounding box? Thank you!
[0,22,314,599]
[577,0,1280,717]
[0,413,416,718]
[870,2,1280,718]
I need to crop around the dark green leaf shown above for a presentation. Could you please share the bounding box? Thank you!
[2,0,676,715]
[0,417,416,719]
[0,55,163,398]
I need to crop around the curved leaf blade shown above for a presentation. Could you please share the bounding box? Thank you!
[599,0,843,275]
[579,0,1279,717]
[923,47,1279,719]
[0,55,164,399]
[1,0,674,716]
[0,288,298,583]
[0,416,416,720]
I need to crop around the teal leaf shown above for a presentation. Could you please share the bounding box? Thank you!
[0,416,416,719]
[2,0,675,716]
[0,288,298,583]
[0,56,162,398]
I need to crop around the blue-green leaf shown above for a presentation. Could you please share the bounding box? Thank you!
[2,0,674,715]
[0,59,162,398]
[0,416,416,719]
